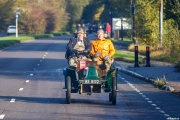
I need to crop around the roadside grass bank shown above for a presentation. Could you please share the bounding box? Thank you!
[112,38,142,63]
[114,50,142,63]
[112,38,179,65]
[0,32,70,49]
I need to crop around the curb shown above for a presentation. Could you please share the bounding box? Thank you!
[113,64,175,92]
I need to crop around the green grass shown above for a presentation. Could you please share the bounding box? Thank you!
[114,50,142,63]
[111,38,132,45]
[111,38,142,63]
[155,76,167,88]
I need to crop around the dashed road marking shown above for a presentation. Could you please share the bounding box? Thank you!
[145,98,150,100]
[10,99,15,102]
[142,95,146,97]
[19,88,24,91]
[152,104,157,106]
[164,114,170,117]
[159,110,165,113]
[26,80,30,83]
[44,55,46,56]
[43,57,44,59]
[46,52,48,54]
[40,60,42,62]
[30,74,33,76]
[156,107,161,109]
[0,114,5,119]
[117,73,171,118]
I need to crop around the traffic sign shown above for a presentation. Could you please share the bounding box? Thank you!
[112,18,131,30]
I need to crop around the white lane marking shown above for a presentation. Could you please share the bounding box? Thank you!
[30,74,33,76]
[159,110,165,113]
[134,88,138,91]
[145,98,149,100]
[26,80,30,83]
[136,90,140,92]
[43,57,44,59]
[44,55,46,56]
[156,107,161,109]
[40,60,42,62]
[117,73,171,118]
[19,88,24,91]
[10,99,15,102]
[46,52,48,54]
[151,104,157,106]
[0,114,5,119]
[142,95,146,97]
[164,114,170,117]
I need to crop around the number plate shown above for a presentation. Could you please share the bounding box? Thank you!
[85,80,99,84]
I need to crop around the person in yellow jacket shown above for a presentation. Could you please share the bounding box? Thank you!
[90,29,115,71]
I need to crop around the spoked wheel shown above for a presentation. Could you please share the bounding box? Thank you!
[109,93,112,102]
[112,77,117,105]
[66,76,71,104]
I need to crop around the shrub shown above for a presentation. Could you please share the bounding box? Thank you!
[155,76,167,88]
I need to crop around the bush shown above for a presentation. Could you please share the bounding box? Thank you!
[155,76,167,88]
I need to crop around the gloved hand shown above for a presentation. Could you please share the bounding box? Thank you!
[104,55,111,60]
[83,49,88,54]
[94,52,102,57]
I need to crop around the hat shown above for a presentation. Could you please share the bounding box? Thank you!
[97,29,104,34]
[77,28,84,34]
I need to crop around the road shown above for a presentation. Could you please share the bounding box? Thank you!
[0,32,6,37]
[0,34,179,120]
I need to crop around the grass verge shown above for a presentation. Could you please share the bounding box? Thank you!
[114,50,142,63]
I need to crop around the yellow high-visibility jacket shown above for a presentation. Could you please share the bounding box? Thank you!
[90,38,115,61]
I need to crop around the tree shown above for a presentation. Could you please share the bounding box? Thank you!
[134,0,160,46]
[16,0,69,34]
[66,0,90,31]
[0,0,17,31]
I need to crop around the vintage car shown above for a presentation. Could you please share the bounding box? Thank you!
[63,53,118,105]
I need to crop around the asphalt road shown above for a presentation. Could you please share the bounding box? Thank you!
[0,33,179,120]
[0,32,7,37]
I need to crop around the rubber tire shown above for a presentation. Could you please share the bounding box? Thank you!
[112,77,117,105]
[109,93,112,102]
[64,76,67,89]
[66,76,71,104]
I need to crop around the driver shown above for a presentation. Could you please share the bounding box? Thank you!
[90,29,115,72]
[66,28,91,67]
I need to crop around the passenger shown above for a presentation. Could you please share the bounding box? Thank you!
[81,24,87,38]
[73,24,82,38]
[76,24,82,31]
[66,28,91,67]
[90,29,115,72]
